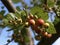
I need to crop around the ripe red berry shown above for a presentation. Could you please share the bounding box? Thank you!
[31,25,41,34]
[29,19,35,25]
[42,32,52,38]
[47,34,52,38]
[37,19,44,25]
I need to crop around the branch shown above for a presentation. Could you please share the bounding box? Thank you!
[26,28,34,45]
[1,0,17,13]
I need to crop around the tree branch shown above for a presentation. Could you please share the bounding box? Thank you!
[1,0,17,13]
[26,28,34,45]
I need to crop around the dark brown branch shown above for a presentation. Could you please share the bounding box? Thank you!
[1,0,17,13]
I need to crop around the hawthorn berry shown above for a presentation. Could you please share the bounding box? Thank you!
[37,19,44,25]
[31,25,41,34]
[17,18,22,23]
[44,23,50,28]
[27,15,31,20]
[47,34,52,38]
[14,22,17,25]
[29,19,35,25]
[25,22,29,27]
[43,32,48,37]
[8,20,12,23]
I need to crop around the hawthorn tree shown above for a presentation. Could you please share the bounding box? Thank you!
[0,0,60,45]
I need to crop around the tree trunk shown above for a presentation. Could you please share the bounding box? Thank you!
[1,0,34,45]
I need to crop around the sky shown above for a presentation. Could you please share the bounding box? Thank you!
[0,0,60,45]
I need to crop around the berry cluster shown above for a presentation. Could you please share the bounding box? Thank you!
[25,13,52,39]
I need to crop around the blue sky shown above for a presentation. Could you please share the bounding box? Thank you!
[0,0,60,45]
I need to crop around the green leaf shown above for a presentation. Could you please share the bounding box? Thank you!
[30,6,48,20]
[0,21,5,28]
[40,0,45,4]
[47,0,55,7]
[15,11,27,22]
[20,11,27,22]
[0,10,5,15]
[53,16,60,34]
[18,24,25,30]
[56,0,60,5]
[45,21,56,34]
[24,35,30,42]
[12,0,21,3]
[3,18,9,26]
[14,11,21,18]
[53,16,60,25]
[16,6,21,11]
[5,13,16,20]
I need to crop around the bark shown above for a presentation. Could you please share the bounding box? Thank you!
[26,28,34,45]
[1,0,17,13]
[1,0,34,45]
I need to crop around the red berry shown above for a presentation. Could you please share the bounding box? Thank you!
[31,25,41,34]
[43,32,48,36]
[47,34,52,38]
[43,32,52,38]
[37,19,44,25]
[29,19,35,25]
